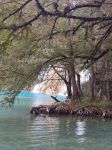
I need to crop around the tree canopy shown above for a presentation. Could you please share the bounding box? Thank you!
[0,0,112,105]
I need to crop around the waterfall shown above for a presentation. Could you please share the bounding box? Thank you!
[32,81,67,96]
[32,69,89,96]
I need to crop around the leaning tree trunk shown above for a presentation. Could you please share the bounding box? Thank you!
[69,59,80,101]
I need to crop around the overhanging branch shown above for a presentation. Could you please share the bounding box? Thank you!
[2,0,32,22]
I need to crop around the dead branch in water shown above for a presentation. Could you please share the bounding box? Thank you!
[51,95,60,102]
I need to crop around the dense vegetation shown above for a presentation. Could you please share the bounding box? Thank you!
[0,0,112,105]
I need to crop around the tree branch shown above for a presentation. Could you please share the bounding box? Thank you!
[2,0,32,22]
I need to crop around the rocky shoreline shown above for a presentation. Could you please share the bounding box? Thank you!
[30,102,112,118]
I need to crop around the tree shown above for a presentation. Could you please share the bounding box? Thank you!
[0,0,112,105]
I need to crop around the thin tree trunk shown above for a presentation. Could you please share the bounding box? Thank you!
[99,59,105,100]
[90,66,96,101]
[106,55,110,101]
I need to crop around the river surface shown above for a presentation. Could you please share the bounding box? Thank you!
[0,92,112,150]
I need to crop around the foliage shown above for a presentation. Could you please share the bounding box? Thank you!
[0,0,112,105]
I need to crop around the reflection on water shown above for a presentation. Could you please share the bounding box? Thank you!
[76,119,86,136]
[26,116,112,150]
[26,117,59,150]
[0,96,112,150]
[76,119,86,143]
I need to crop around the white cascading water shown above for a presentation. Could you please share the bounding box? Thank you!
[32,69,89,96]
[32,81,67,96]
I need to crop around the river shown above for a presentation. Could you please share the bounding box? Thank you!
[0,92,112,150]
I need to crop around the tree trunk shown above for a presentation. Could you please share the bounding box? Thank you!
[66,84,72,99]
[99,59,105,100]
[77,73,83,96]
[66,67,72,99]
[69,59,80,101]
[106,55,111,101]
[90,66,96,101]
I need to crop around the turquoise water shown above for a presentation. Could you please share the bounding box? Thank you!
[0,93,112,150]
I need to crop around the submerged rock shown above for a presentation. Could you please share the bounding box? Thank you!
[30,105,50,115]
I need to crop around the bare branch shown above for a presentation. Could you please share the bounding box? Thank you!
[91,25,112,58]
[2,0,32,22]
[1,14,41,31]
[49,17,58,39]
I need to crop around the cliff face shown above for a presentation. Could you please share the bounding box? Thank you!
[32,69,67,96]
